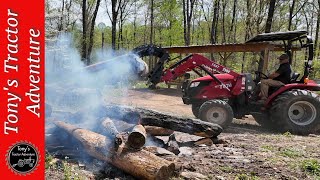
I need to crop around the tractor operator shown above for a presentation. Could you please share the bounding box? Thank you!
[259,54,292,103]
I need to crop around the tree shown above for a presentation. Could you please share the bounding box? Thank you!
[81,0,101,65]
[315,0,320,58]
[210,0,219,44]
[106,0,120,50]
[87,0,101,64]
[257,0,276,72]
[81,0,87,63]
[182,0,197,45]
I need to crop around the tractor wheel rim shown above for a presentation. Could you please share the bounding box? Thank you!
[206,107,227,124]
[288,101,316,126]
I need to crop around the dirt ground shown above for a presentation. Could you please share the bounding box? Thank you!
[46,87,320,180]
[107,88,320,180]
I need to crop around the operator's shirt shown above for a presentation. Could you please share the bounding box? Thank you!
[274,62,292,84]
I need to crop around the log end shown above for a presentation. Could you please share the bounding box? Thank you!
[127,132,146,149]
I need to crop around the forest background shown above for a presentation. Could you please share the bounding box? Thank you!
[45,0,320,79]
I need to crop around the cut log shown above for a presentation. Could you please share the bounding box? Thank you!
[101,118,123,146]
[145,126,174,136]
[102,105,141,124]
[127,125,146,149]
[139,111,222,137]
[101,118,119,136]
[53,121,174,180]
[113,120,135,132]
[104,105,222,137]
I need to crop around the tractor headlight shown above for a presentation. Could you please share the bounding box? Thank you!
[190,81,200,88]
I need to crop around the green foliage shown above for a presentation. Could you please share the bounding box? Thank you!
[260,145,275,151]
[301,159,320,176]
[45,154,54,169]
[282,131,293,138]
[235,173,259,180]
[63,161,72,180]
[219,166,233,173]
[279,148,302,158]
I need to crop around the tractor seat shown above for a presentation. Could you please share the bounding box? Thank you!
[290,72,300,83]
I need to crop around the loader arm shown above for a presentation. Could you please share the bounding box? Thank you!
[161,54,241,82]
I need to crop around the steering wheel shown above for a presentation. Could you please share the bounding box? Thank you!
[255,71,268,80]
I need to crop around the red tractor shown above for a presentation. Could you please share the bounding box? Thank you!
[134,31,320,134]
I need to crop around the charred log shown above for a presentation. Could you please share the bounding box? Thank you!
[137,108,222,137]
[103,105,222,137]
[145,126,174,136]
[53,121,175,180]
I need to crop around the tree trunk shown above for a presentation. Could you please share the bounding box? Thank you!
[315,1,320,58]
[81,0,88,63]
[258,0,276,72]
[210,0,219,44]
[229,0,237,43]
[150,0,154,44]
[265,0,276,33]
[183,0,196,46]
[288,0,296,31]
[111,0,118,50]
[87,0,101,65]
[221,0,226,43]
[58,0,65,31]
[54,121,175,180]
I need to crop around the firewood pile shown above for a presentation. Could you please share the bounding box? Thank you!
[46,104,223,180]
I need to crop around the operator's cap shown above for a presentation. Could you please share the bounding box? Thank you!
[278,54,289,60]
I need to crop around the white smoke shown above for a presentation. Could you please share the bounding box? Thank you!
[45,32,147,118]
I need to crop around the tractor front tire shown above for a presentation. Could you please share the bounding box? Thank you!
[271,89,320,135]
[191,104,201,118]
[199,99,233,129]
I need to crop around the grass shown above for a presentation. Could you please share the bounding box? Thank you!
[301,159,320,176]
[260,145,275,151]
[282,131,294,138]
[132,81,148,89]
[219,166,233,173]
[279,148,302,158]
[45,154,54,169]
[63,161,72,180]
[235,173,260,180]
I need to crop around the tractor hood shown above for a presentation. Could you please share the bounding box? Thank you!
[193,74,234,82]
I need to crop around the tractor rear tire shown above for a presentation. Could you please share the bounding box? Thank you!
[191,104,201,118]
[199,99,233,129]
[270,89,320,135]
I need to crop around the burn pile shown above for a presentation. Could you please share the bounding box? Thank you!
[45,34,222,179]
[46,104,223,179]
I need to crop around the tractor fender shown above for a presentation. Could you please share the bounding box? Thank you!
[265,83,320,108]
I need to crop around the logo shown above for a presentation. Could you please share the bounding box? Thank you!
[6,141,40,175]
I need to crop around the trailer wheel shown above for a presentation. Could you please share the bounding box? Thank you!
[199,99,233,129]
[191,104,201,118]
[271,89,320,134]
